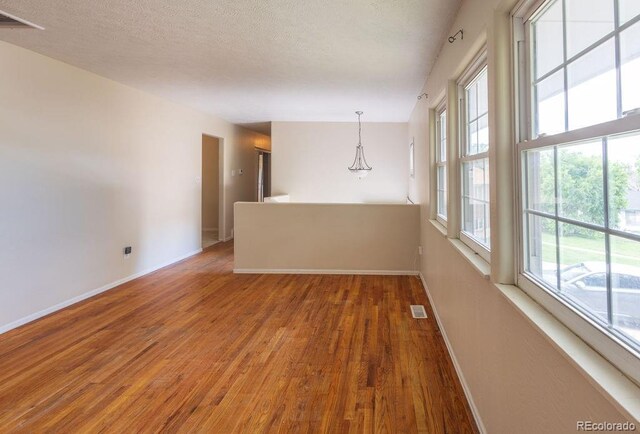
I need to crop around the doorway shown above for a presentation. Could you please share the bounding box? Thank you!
[202,135,222,248]
[257,150,271,201]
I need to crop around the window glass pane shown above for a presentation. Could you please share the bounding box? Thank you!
[438,191,446,218]
[477,114,489,154]
[477,71,488,116]
[526,213,558,289]
[484,199,490,246]
[620,21,640,114]
[608,131,640,234]
[467,82,477,123]
[619,0,640,26]
[535,70,566,136]
[409,142,415,177]
[611,236,640,346]
[437,166,447,218]
[532,0,564,79]
[558,223,608,324]
[463,161,487,201]
[465,68,488,156]
[558,141,605,226]
[462,158,490,248]
[467,120,478,155]
[439,110,447,162]
[525,147,556,214]
[462,198,490,246]
[482,159,490,201]
[565,0,614,58]
[567,38,617,130]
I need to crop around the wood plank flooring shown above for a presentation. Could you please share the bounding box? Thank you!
[0,241,478,433]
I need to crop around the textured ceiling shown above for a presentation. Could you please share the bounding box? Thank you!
[0,0,460,124]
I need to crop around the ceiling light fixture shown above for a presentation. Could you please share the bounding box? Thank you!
[348,111,372,179]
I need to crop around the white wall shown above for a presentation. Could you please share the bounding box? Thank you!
[234,202,419,273]
[408,0,638,432]
[271,121,408,203]
[0,41,268,331]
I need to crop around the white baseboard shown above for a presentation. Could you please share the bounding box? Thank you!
[234,268,419,276]
[0,248,203,335]
[418,273,487,434]
[223,235,234,242]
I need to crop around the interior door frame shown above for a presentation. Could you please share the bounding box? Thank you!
[202,134,225,242]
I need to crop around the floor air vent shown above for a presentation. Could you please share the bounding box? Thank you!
[0,10,44,29]
[410,305,428,319]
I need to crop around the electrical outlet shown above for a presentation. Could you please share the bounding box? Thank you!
[124,246,132,257]
[418,246,423,255]
[231,169,236,176]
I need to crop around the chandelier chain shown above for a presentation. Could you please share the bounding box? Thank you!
[357,111,362,146]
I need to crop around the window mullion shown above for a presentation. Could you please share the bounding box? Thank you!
[517,35,529,142]
[459,91,465,158]
[561,0,569,133]
[614,0,623,119]
[553,145,561,291]
[609,227,640,243]
[602,136,613,326]
[525,207,640,242]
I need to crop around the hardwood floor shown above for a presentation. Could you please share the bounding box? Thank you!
[0,241,478,433]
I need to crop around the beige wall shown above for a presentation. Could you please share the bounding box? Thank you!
[0,40,268,331]
[271,121,408,203]
[234,202,420,273]
[408,0,638,432]
[421,226,636,433]
[202,135,220,232]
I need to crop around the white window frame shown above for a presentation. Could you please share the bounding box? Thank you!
[514,0,640,385]
[436,101,448,226]
[409,139,415,178]
[458,54,491,262]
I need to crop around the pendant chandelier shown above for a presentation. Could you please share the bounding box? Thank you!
[348,111,372,179]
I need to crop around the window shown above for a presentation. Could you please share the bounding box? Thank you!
[518,0,640,382]
[436,106,447,224]
[409,140,415,178]
[460,65,490,260]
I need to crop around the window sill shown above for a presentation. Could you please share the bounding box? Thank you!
[495,283,640,423]
[429,219,448,237]
[449,238,491,279]
[428,219,490,279]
